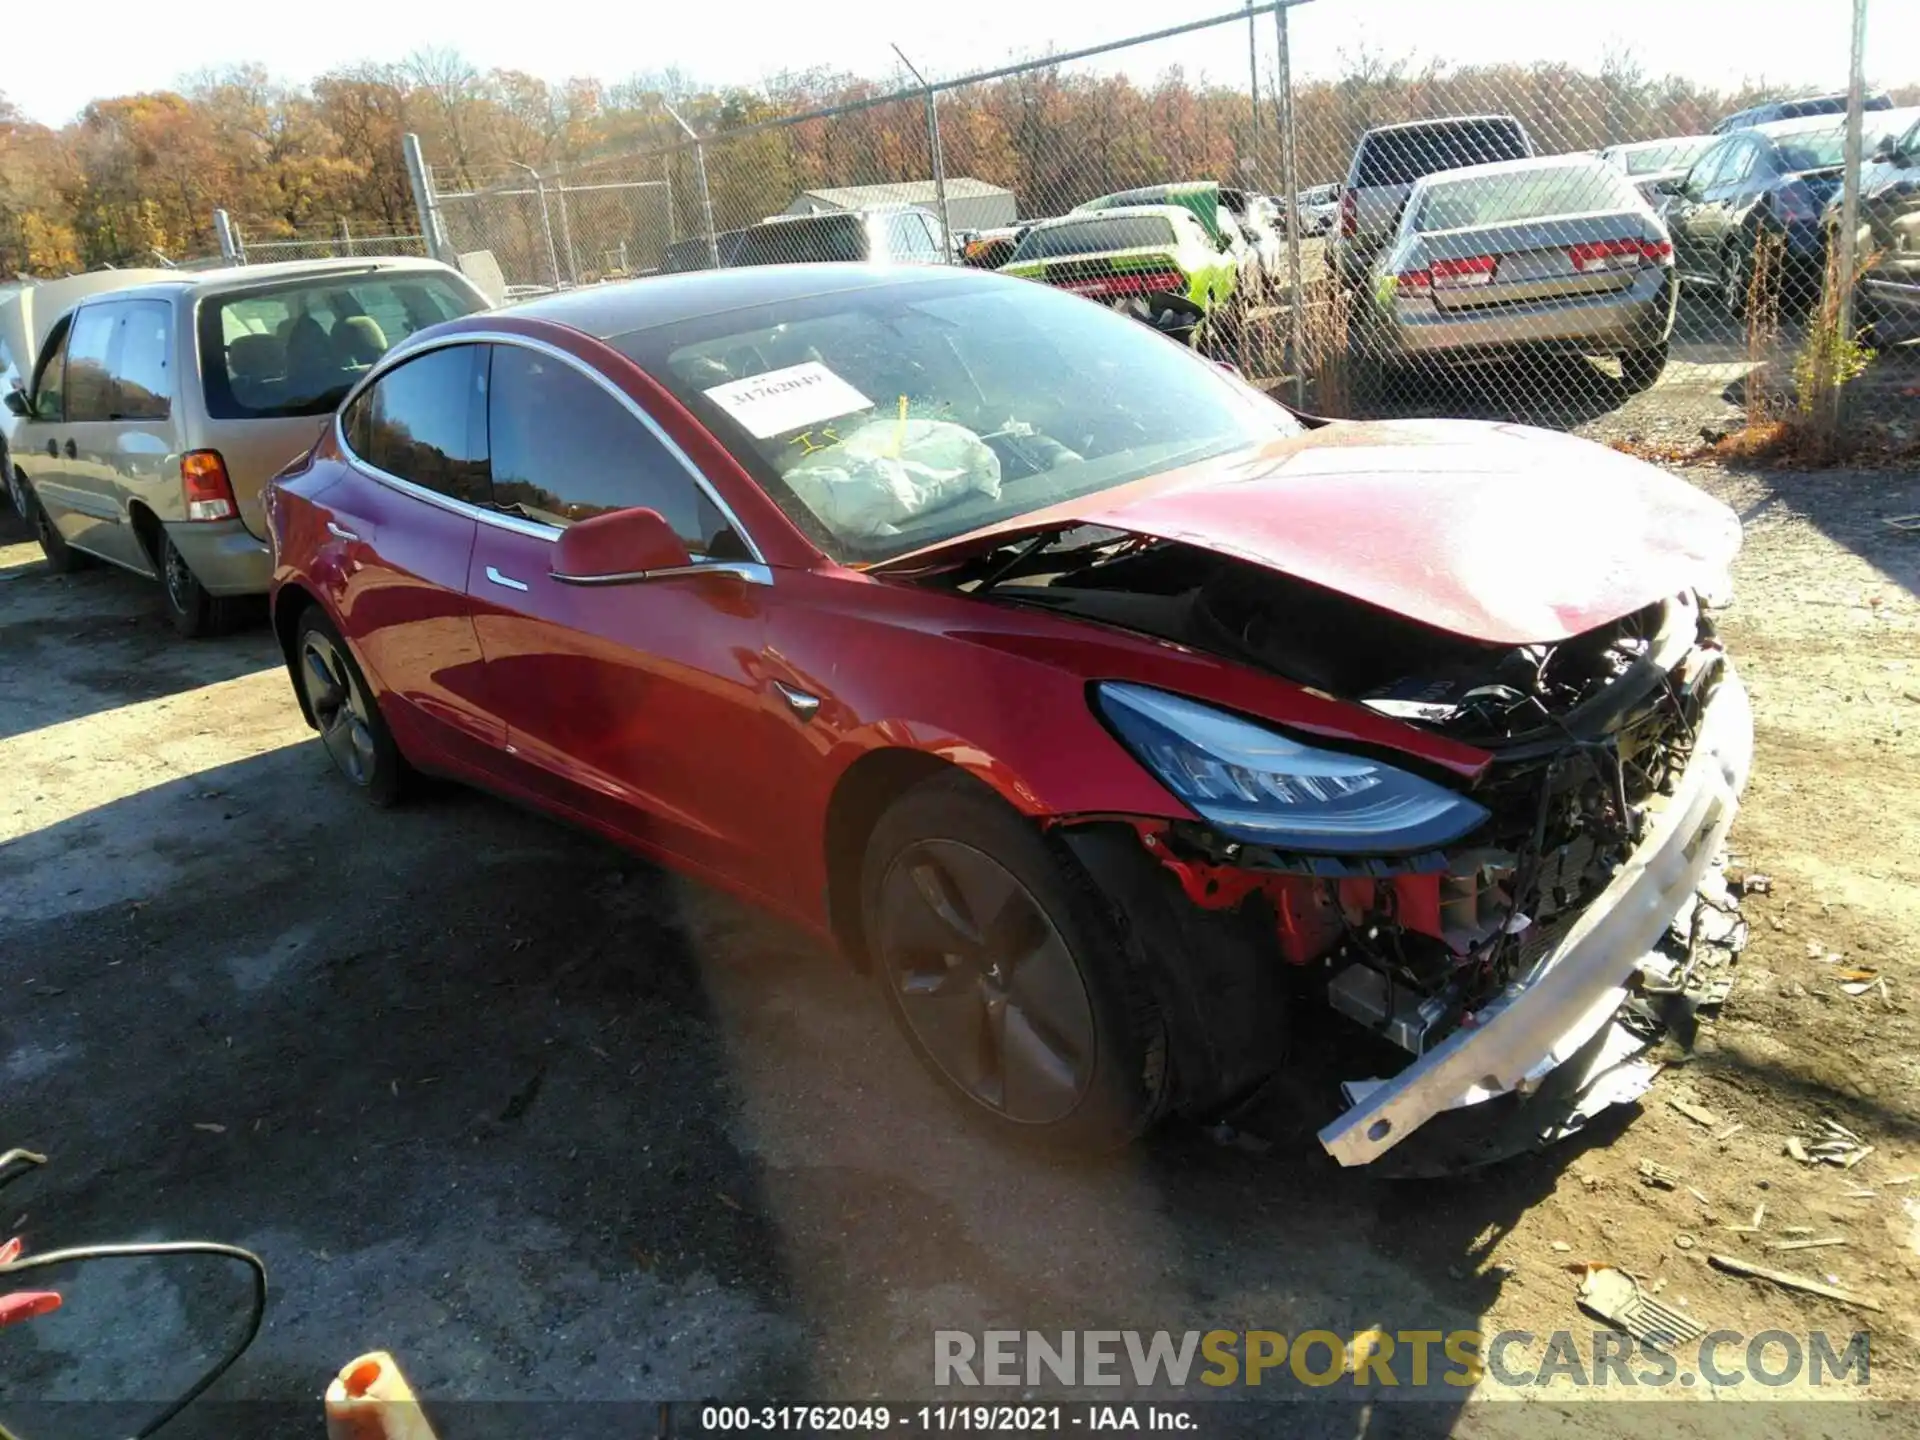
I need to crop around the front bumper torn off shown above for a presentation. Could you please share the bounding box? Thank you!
[1317,669,1755,1167]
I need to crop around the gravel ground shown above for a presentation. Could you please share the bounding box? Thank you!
[0,448,1917,1434]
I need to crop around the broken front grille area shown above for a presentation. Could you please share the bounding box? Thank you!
[1153,598,1723,1060]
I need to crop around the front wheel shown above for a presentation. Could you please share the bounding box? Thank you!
[862,773,1167,1151]
[295,610,408,806]
[26,484,89,574]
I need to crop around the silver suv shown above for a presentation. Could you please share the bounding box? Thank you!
[7,259,488,635]
[1333,115,1534,287]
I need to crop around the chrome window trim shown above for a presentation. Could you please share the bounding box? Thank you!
[332,329,768,564]
[549,561,772,588]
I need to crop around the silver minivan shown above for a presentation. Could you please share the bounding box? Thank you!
[7,258,489,635]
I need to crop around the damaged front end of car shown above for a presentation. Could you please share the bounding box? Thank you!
[1033,550,1749,1171]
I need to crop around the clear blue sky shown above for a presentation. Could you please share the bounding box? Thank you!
[7,0,1914,126]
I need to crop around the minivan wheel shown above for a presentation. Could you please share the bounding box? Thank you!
[27,485,89,574]
[862,772,1166,1151]
[295,610,407,806]
[159,533,234,638]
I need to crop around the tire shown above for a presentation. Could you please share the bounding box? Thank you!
[294,609,408,806]
[2,453,22,517]
[861,772,1167,1151]
[1620,340,1669,392]
[158,532,238,638]
[25,483,89,574]
[1719,243,1751,321]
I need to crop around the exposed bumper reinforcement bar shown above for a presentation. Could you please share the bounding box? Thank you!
[1318,669,1754,1167]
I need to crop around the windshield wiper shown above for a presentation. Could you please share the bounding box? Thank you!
[970,529,1068,597]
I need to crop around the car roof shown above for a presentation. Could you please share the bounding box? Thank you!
[1752,113,1853,138]
[1361,114,1523,138]
[1609,135,1712,152]
[1409,152,1612,188]
[62,257,458,306]
[502,264,1000,341]
[1032,204,1191,226]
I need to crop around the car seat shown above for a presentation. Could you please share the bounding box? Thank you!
[226,334,287,409]
[334,316,389,368]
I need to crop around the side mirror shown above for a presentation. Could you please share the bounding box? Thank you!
[549,507,693,586]
[4,389,31,418]
[1652,177,1683,197]
[1872,134,1898,162]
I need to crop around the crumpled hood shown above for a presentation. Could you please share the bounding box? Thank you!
[876,419,1743,645]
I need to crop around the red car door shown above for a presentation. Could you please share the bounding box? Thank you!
[321,342,502,763]
[464,340,797,896]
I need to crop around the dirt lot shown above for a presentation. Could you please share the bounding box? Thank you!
[1,451,1918,1432]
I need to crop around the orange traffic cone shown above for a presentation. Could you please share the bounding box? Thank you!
[324,1351,440,1440]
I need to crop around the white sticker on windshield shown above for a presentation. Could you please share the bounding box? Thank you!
[702,361,872,440]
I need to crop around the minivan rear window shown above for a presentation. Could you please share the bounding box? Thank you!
[199,272,481,420]
[1355,121,1532,187]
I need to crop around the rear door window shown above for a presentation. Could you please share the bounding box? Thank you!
[107,301,174,421]
[1356,121,1531,187]
[486,343,729,552]
[341,344,489,505]
[64,304,121,423]
[201,272,482,421]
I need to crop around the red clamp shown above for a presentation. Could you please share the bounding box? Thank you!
[0,1291,61,1328]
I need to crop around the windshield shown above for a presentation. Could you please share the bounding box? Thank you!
[1009,216,1180,262]
[1618,137,1714,174]
[1414,162,1640,231]
[200,272,480,420]
[612,277,1299,563]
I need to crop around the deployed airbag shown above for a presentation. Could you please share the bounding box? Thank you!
[782,417,1002,539]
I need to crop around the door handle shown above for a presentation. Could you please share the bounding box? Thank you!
[62,440,76,460]
[326,521,360,542]
[485,565,529,593]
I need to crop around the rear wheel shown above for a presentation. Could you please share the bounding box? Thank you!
[862,773,1166,1151]
[159,533,236,638]
[26,484,88,574]
[1620,340,1669,392]
[295,610,408,806]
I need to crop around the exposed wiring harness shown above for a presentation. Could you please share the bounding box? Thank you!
[0,1153,267,1440]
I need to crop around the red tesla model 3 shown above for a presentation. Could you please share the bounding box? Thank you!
[266,265,1751,1167]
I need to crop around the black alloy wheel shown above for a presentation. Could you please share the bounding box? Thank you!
[875,838,1098,1126]
[863,773,1165,1150]
[296,612,406,805]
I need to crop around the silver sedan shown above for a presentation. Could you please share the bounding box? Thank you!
[1359,154,1680,391]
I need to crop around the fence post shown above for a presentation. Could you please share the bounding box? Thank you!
[213,209,243,265]
[1273,1,1307,405]
[554,180,579,285]
[894,47,952,256]
[1823,0,1869,437]
[403,133,450,265]
[512,162,563,289]
[1246,0,1261,192]
[665,103,720,269]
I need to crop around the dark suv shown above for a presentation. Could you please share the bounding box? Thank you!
[1713,91,1892,135]
[1333,115,1534,286]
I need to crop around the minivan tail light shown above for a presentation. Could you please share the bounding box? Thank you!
[1339,189,1358,238]
[1431,255,1498,288]
[181,450,238,522]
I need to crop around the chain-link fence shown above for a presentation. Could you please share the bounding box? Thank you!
[221,215,428,266]
[409,1,1914,450]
